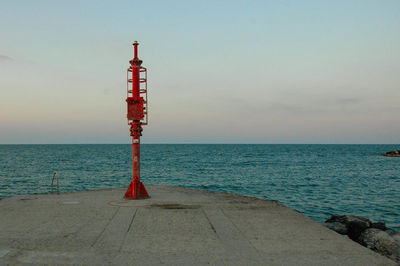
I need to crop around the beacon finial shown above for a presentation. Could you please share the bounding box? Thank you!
[133,41,139,60]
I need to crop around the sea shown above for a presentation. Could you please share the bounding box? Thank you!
[0,144,399,229]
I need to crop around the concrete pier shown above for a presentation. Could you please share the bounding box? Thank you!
[0,185,395,265]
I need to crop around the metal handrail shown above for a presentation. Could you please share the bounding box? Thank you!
[51,172,59,194]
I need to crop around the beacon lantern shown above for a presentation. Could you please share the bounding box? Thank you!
[124,41,149,199]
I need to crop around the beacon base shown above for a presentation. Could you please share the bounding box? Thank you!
[124,180,150,199]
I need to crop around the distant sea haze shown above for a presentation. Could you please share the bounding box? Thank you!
[0,144,399,229]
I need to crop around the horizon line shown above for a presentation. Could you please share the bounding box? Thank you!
[0,143,399,145]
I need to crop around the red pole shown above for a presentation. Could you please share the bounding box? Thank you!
[124,41,149,199]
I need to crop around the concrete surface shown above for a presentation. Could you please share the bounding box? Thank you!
[0,185,395,265]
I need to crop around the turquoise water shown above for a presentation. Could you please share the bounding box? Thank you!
[0,144,399,229]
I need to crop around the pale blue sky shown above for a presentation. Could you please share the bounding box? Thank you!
[1,0,399,144]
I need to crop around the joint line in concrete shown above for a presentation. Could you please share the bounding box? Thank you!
[220,207,262,257]
[201,207,217,234]
[119,208,138,252]
[126,208,138,233]
[91,207,120,247]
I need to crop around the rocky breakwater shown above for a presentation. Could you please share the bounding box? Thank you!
[324,214,400,263]
[385,150,400,157]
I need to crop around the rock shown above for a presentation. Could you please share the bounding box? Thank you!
[325,214,371,240]
[386,230,400,246]
[358,228,400,262]
[326,214,371,228]
[393,235,400,247]
[385,150,400,157]
[325,214,400,263]
[324,222,348,235]
[371,222,387,231]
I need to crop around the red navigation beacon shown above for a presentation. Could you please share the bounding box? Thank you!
[124,41,149,199]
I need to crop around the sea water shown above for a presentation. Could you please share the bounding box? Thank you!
[0,144,399,229]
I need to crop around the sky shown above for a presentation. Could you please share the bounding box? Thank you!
[0,0,399,144]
